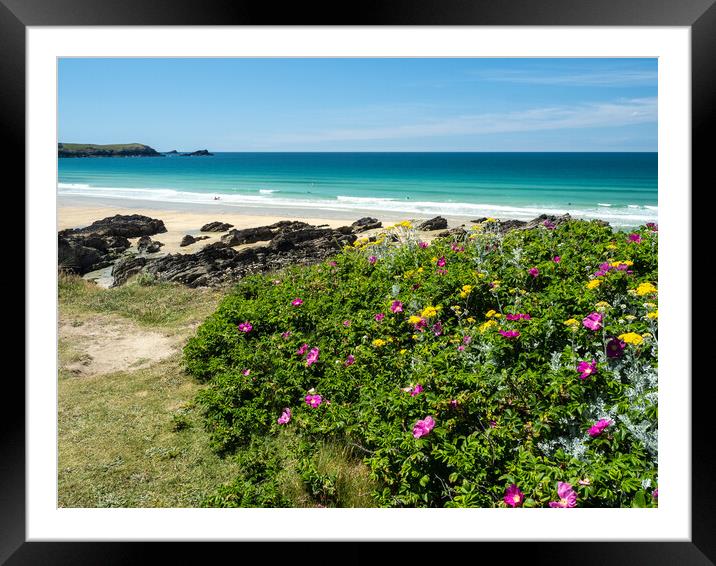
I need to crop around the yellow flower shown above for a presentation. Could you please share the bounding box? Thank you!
[467,317,476,324]
[484,217,498,223]
[595,301,611,310]
[646,310,659,320]
[636,282,657,296]
[564,318,579,327]
[459,285,473,299]
[618,332,644,346]
[398,220,412,228]
[486,309,498,318]
[431,256,438,262]
[611,260,634,267]
[606,243,618,250]
[624,314,636,321]
[408,315,423,325]
[417,267,424,274]
[476,272,486,278]
[403,270,414,279]
[400,349,408,355]
[479,320,498,332]
[421,305,440,318]
[644,302,657,309]
[372,338,387,347]
[586,279,602,290]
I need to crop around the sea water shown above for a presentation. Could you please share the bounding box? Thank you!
[58,152,657,228]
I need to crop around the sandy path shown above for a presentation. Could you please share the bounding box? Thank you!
[60,315,179,376]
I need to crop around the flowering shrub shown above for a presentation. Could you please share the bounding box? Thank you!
[185,218,658,507]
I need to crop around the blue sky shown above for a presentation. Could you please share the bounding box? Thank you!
[58,58,657,152]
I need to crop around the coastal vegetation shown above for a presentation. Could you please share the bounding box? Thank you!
[183,217,659,508]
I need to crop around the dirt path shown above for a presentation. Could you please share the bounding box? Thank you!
[59,314,181,376]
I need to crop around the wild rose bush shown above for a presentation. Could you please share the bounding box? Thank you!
[184,218,659,507]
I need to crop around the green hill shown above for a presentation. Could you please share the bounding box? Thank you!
[58,143,162,158]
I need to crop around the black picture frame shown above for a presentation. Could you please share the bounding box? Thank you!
[6,1,711,563]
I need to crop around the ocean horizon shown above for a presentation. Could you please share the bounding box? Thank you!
[58,152,657,228]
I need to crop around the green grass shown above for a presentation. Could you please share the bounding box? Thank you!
[58,355,245,507]
[59,272,225,331]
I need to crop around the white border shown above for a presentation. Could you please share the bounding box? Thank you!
[27,26,691,541]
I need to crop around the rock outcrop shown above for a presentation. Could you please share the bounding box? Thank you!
[418,216,448,231]
[137,235,164,253]
[351,217,382,233]
[182,149,213,156]
[200,221,234,232]
[111,222,357,288]
[62,214,167,238]
[180,234,209,247]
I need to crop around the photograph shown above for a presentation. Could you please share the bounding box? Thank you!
[56,56,660,510]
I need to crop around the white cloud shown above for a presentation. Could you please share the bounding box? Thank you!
[268,98,657,144]
[476,69,658,87]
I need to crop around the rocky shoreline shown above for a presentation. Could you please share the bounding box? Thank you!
[58,212,577,288]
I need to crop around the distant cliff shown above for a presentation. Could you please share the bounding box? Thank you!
[58,143,163,158]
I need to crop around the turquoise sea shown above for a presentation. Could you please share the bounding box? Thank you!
[58,152,657,228]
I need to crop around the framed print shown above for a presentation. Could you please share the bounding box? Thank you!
[6,0,712,563]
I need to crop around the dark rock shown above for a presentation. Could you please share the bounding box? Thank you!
[500,219,527,232]
[111,256,148,287]
[351,217,382,233]
[418,216,448,231]
[221,226,275,246]
[436,227,467,239]
[58,231,131,275]
[200,221,234,232]
[181,149,213,156]
[165,150,179,154]
[179,234,209,247]
[336,226,354,235]
[137,235,164,253]
[61,214,167,238]
[110,222,358,288]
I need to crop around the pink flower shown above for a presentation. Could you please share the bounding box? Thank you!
[344,354,355,366]
[451,243,464,253]
[588,418,613,437]
[238,321,253,333]
[506,313,530,321]
[306,347,320,367]
[328,261,338,267]
[582,312,603,331]
[242,369,251,377]
[291,298,303,307]
[549,482,577,508]
[432,321,443,336]
[277,408,291,424]
[504,484,525,507]
[343,320,351,327]
[449,399,459,408]
[412,416,436,438]
[652,488,658,499]
[390,300,404,313]
[528,267,539,278]
[281,331,292,339]
[646,222,658,232]
[305,394,322,408]
[553,256,561,263]
[413,317,428,332]
[437,256,446,267]
[577,360,597,380]
[296,343,309,356]
[489,420,497,428]
[368,256,377,264]
[410,384,423,397]
[457,345,465,352]
[628,233,642,244]
[374,313,385,322]
[437,268,448,276]
[418,241,429,248]
[578,478,591,486]
[499,330,520,339]
[463,335,472,344]
[543,219,556,230]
